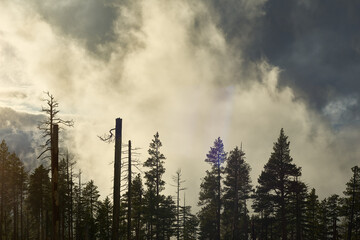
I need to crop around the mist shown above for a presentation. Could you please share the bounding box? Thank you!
[0,0,359,211]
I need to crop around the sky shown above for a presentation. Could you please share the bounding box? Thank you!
[0,0,360,210]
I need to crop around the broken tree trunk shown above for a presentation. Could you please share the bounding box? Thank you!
[52,124,59,240]
[127,140,132,240]
[112,118,122,240]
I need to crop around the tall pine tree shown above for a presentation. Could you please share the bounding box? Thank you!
[304,188,320,240]
[255,128,301,240]
[198,137,226,240]
[143,132,167,240]
[223,146,252,240]
[344,166,360,240]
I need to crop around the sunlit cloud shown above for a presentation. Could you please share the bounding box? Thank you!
[0,0,359,211]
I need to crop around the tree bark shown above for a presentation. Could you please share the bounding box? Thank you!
[112,118,122,240]
[128,140,132,240]
[52,124,60,240]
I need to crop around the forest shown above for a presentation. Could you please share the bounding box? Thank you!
[0,93,359,240]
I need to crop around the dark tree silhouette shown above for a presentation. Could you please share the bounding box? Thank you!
[131,174,144,240]
[172,169,185,240]
[0,140,10,240]
[96,197,112,240]
[304,188,320,240]
[37,91,74,160]
[38,92,73,240]
[198,137,226,240]
[255,128,301,240]
[344,166,360,240]
[223,146,252,240]
[27,165,51,240]
[143,132,166,240]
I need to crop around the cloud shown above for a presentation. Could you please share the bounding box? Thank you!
[0,107,44,169]
[0,0,359,211]
[323,96,359,127]
[255,0,360,115]
[203,0,360,124]
[27,0,117,55]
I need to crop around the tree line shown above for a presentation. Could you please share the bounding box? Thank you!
[0,131,198,240]
[198,129,360,240]
[0,93,359,240]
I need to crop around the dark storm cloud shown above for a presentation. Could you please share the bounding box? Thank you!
[199,0,264,56]
[0,107,44,169]
[29,0,142,57]
[207,0,360,125]
[31,0,117,54]
[261,0,360,107]
[0,107,43,129]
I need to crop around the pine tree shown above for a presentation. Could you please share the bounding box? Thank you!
[181,195,199,240]
[344,166,360,240]
[157,195,176,239]
[252,185,277,239]
[304,188,320,240]
[287,178,307,240]
[131,174,144,240]
[172,169,185,240]
[0,140,10,240]
[96,196,112,240]
[0,142,28,240]
[198,137,226,240]
[17,162,28,240]
[327,194,342,240]
[82,180,100,240]
[27,165,51,240]
[198,170,218,240]
[58,154,76,240]
[223,146,252,240]
[143,132,171,240]
[318,198,330,240]
[255,128,301,240]
[8,152,27,240]
[74,170,86,240]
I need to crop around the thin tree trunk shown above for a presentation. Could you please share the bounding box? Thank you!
[13,193,18,240]
[66,155,71,240]
[296,191,301,240]
[77,169,82,240]
[52,124,60,240]
[347,167,357,240]
[232,159,239,240]
[176,172,180,240]
[0,151,4,240]
[156,146,159,240]
[217,158,221,240]
[20,189,23,240]
[135,187,142,240]
[150,193,153,240]
[332,217,337,240]
[70,165,74,240]
[112,118,122,240]
[4,211,8,240]
[244,200,248,240]
[183,194,186,240]
[128,140,132,240]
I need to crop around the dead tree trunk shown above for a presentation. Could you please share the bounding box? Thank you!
[52,124,60,240]
[112,118,122,240]
[127,140,132,240]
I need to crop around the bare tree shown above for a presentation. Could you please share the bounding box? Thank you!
[37,91,74,240]
[38,91,74,160]
[172,169,186,240]
[99,119,142,240]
